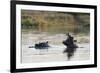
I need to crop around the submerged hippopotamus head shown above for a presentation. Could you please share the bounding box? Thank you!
[35,41,50,49]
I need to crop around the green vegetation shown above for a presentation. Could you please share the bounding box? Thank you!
[21,16,38,29]
[21,10,90,34]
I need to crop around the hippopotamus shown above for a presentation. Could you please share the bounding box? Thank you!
[35,41,50,49]
[62,33,78,60]
[29,41,50,49]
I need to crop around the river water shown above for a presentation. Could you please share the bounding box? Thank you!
[21,31,90,63]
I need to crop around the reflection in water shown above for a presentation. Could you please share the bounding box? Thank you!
[62,33,78,60]
[21,30,90,63]
[63,47,77,60]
